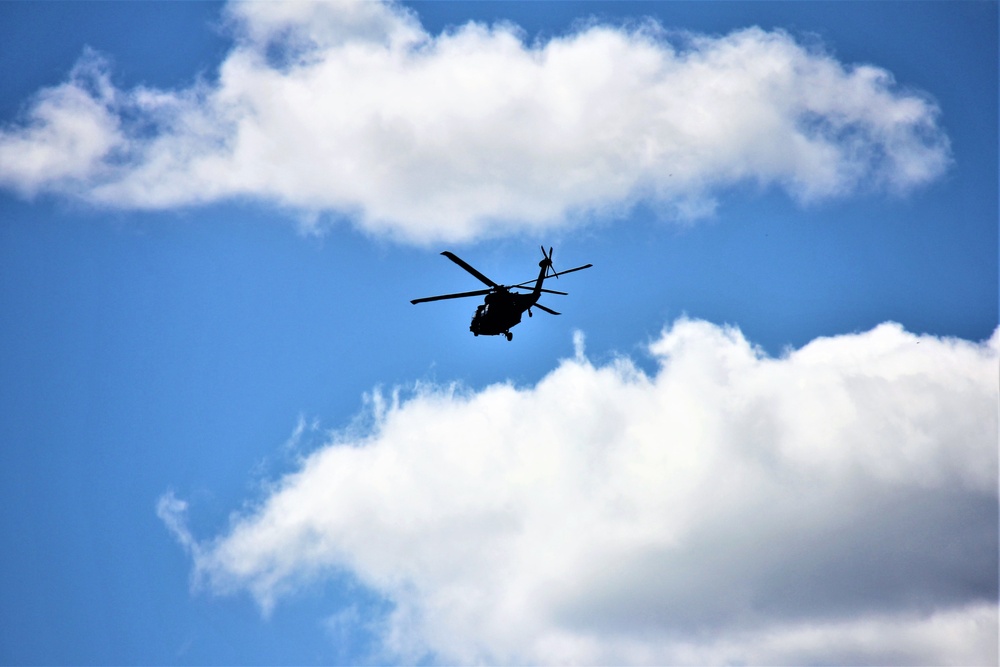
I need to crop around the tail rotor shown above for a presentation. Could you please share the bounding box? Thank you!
[541,245,557,279]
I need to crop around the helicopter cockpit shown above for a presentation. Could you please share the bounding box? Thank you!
[471,303,487,335]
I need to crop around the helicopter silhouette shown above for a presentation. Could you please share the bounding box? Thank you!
[411,246,592,341]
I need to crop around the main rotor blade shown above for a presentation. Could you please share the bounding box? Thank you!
[534,303,561,315]
[511,285,569,296]
[410,288,491,304]
[549,263,592,278]
[512,262,591,287]
[440,251,498,288]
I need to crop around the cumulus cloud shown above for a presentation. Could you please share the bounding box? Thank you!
[1,1,950,242]
[161,319,999,665]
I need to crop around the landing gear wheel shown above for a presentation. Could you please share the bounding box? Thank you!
[505,332,513,341]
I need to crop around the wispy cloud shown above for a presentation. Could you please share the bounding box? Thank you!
[156,490,201,560]
[1,1,950,243]
[160,319,998,664]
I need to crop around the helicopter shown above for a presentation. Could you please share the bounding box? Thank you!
[410,246,592,341]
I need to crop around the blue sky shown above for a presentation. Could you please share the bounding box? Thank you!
[0,2,996,665]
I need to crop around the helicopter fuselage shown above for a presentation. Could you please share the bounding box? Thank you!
[470,289,538,338]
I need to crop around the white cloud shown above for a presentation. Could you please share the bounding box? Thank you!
[1,1,950,242]
[161,319,999,665]
[0,51,124,197]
